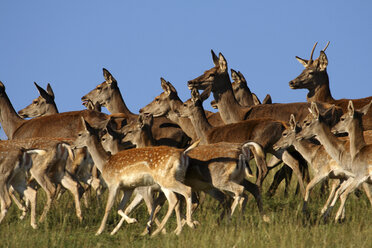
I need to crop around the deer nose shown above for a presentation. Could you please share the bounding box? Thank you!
[139,108,143,113]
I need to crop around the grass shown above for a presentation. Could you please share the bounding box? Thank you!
[1,165,372,248]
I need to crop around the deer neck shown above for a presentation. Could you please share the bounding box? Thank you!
[0,92,25,139]
[348,119,366,159]
[213,74,244,124]
[168,101,198,141]
[85,137,110,173]
[189,104,212,144]
[315,122,347,166]
[45,103,59,115]
[307,74,335,103]
[106,87,136,118]
[138,125,157,147]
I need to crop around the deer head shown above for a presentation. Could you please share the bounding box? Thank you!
[139,78,181,117]
[18,82,57,118]
[187,50,229,91]
[332,100,372,135]
[81,68,118,107]
[273,114,300,151]
[289,42,330,90]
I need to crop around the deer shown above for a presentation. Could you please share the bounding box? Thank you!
[144,79,307,196]
[295,102,372,222]
[210,69,271,109]
[73,117,200,236]
[15,82,98,208]
[120,113,269,225]
[0,81,110,140]
[323,100,372,222]
[0,138,85,222]
[81,68,191,148]
[18,82,58,118]
[289,41,372,130]
[0,146,46,229]
[273,114,372,216]
[186,50,344,196]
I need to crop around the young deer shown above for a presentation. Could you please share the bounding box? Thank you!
[289,42,372,130]
[272,114,370,215]
[0,138,84,222]
[122,113,269,223]
[296,102,372,221]
[326,101,372,221]
[74,117,199,236]
[0,147,46,229]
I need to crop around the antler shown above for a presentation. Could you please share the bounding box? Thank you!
[323,41,330,52]
[309,42,318,62]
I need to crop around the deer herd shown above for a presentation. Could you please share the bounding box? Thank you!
[0,42,371,236]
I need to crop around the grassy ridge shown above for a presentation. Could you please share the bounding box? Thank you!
[1,167,371,248]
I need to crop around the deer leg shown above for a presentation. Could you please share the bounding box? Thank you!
[302,173,328,214]
[0,183,12,224]
[362,182,372,207]
[266,164,292,197]
[150,188,178,236]
[321,180,341,215]
[281,150,305,197]
[335,179,363,223]
[9,186,27,217]
[110,189,134,235]
[142,192,167,236]
[96,185,119,235]
[23,186,38,229]
[241,179,269,222]
[322,178,354,222]
[60,173,83,222]
[31,171,56,222]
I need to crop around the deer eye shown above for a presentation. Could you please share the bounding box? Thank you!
[340,117,345,121]
[33,100,38,104]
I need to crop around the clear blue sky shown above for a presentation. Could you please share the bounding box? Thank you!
[1,1,371,139]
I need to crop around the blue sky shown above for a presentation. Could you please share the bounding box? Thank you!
[1,1,371,139]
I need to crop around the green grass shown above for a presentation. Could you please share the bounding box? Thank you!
[1,166,372,248]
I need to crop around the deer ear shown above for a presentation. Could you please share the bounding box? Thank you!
[34,82,50,100]
[218,53,228,72]
[160,77,170,94]
[310,102,320,119]
[357,100,372,116]
[295,56,309,67]
[190,88,200,102]
[46,83,55,99]
[289,114,296,130]
[347,100,355,117]
[103,68,117,84]
[237,71,247,83]
[318,51,328,71]
[211,50,219,67]
[231,69,239,82]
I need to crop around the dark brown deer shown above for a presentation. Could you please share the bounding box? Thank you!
[289,42,372,130]
[81,68,190,147]
[0,81,110,140]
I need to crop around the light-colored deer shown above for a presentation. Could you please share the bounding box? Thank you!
[273,114,371,215]
[0,147,46,229]
[121,113,268,223]
[296,102,372,221]
[0,138,84,222]
[74,117,200,236]
[324,100,372,221]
